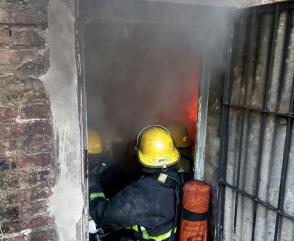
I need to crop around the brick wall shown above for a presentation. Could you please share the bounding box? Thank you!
[0,1,57,240]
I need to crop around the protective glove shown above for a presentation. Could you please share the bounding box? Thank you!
[89,219,98,234]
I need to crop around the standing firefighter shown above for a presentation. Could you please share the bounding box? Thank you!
[89,125,182,241]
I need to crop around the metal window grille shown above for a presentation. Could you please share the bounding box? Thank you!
[216,2,294,241]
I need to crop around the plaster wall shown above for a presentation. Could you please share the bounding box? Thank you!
[41,0,84,240]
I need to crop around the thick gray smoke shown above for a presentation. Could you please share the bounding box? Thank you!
[83,0,234,149]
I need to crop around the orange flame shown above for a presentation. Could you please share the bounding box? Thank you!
[186,95,198,123]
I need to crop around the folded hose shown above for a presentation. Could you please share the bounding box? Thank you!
[179,180,210,241]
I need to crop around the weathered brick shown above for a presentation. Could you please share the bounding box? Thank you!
[0,143,5,155]
[1,219,21,233]
[0,172,20,191]
[12,28,45,47]
[3,121,52,139]
[0,49,37,65]
[20,103,51,119]
[4,218,53,236]
[0,206,19,221]
[9,89,49,104]
[16,50,50,78]
[0,0,49,25]
[0,75,44,91]
[0,1,56,238]
[24,215,54,230]
[0,26,45,48]
[15,153,53,168]
[25,200,48,215]
[29,228,57,241]
[0,88,16,106]
[0,107,18,122]
[0,184,53,207]
[1,135,53,157]
[0,26,11,46]
[22,135,53,154]
[3,236,25,241]
[0,156,16,170]
[30,188,52,201]
[28,170,55,187]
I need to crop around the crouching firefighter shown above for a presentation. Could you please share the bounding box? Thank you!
[89,125,182,241]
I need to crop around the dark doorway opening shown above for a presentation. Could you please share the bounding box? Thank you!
[77,1,232,240]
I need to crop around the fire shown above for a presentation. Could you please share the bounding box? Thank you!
[186,95,198,123]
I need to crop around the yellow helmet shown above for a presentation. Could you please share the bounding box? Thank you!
[136,125,179,168]
[88,129,103,154]
[165,122,191,148]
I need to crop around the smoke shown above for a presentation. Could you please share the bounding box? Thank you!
[83,0,234,148]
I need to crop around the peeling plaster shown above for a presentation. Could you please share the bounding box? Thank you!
[41,0,84,240]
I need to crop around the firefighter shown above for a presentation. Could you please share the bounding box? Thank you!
[89,125,182,241]
[88,129,106,186]
[165,122,193,173]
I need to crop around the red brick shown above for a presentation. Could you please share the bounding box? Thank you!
[25,200,48,215]
[0,89,16,106]
[12,28,45,47]
[29,228,57,241]
[16,52,50,79]
[3,121,52,139]
[0,156,16,170]
[9,90,48,104]
[3,134,53,155]
[1,219,21,233]
[0,172,20,191]
[0,1,48,25]
[20,103,50,119]
[30,188,52,201]
[22,135,53,154]
[0,26,11,45]
[0,107,18,122]
[24,215,53,230]
[0,27,45,47]
[15,153,53,168]
[0,206,19,221]
[3,236,25,241]
[25,170,54,185]
[0,75,43,91]
[0,49,37,65]
[0,184,53,206]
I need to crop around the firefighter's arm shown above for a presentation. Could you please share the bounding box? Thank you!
[89,181,145,233]
[89,176,109,221]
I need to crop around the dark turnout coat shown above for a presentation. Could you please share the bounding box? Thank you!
[90,168,181,241]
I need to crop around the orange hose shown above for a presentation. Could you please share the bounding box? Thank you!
[180,180,210,241]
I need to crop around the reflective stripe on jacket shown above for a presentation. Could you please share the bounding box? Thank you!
[130,225,177,241]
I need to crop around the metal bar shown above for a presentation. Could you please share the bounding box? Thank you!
[243,1,294,15]
[223,103,294,119]
[274,8,294,241]
[232,9,256,237]
[218,3,294,241]
[251,5,280,241]
[215,14,237,241]
[219,181,294,222]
